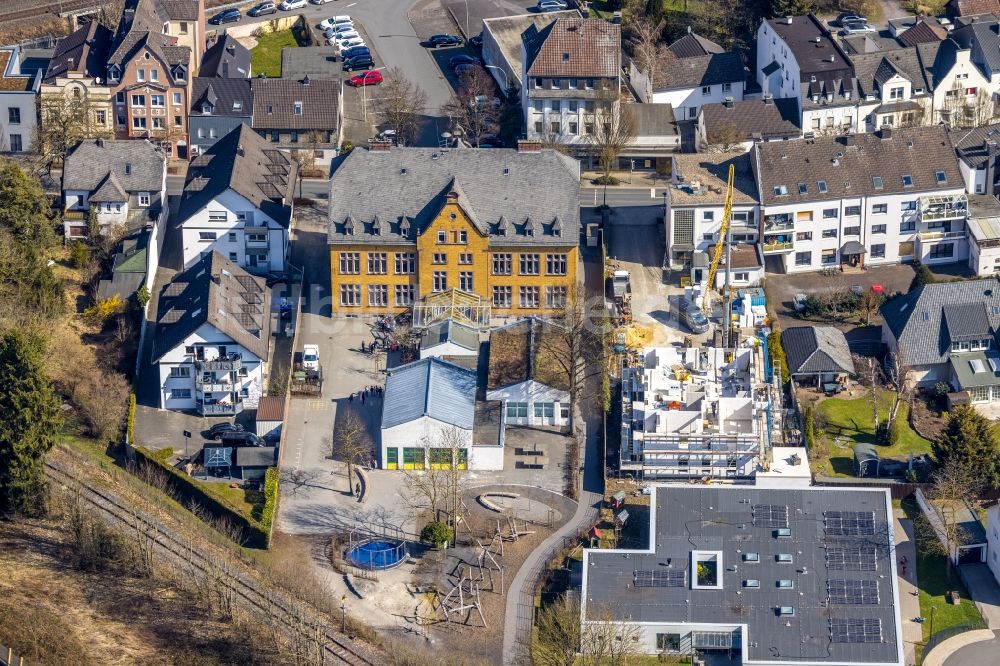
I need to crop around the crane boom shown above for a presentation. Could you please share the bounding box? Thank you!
[704,163,735,315]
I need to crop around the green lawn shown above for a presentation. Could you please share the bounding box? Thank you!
[192,478,266,524]
[250,29,299,78]
[587,0,616,18]
[901,497,986,644]
[811,393,933,477]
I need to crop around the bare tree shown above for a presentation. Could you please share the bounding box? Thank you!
[584,93,636,205]
[533,594,581,666]
[626,16,667,95]
[331,406,372,494]
[443,67,501,147]
[400,426,467,528]
[883,348,913,440]
[94,0,125,30]
[35,94,114,170]
[919,459,982,581]
[856,289,881,327]
[579,606,642,665]
[375,67,428,147]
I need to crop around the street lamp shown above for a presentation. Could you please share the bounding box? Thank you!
[484,64,508,94]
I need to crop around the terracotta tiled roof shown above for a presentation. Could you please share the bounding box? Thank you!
[525,17,620,79]
[898,19,947,47]
[947,0,1000,16]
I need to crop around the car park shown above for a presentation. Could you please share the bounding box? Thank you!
[280,0,307,10]
[248,2,277,17]
[429,34,462,48]
[208,422,244,440]
[209,8,241,24]
[343,54,375,71]
[348,70,383,86]
[449,54,481,69]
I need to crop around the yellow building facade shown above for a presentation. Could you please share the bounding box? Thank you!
[329,190,579,317]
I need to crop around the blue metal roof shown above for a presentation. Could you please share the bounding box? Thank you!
[381,357,477,430]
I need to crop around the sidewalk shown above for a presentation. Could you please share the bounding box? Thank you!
[580,168,670,188]
[894,510,923,666]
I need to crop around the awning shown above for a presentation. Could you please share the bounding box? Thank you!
[840,241,867,255]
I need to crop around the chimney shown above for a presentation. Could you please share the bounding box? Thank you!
[827,54,835,62]
[687,25,692,34]
[68,56,75,69]
[302,75,310,86]
[724,96,734,108]
[784,16,793,24]
[763,94,773,105]
[237,144,244,157]
[880,127,893,140]
[517,139,542,153]
[367,139,392,152]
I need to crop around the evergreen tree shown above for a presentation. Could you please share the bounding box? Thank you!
[908,264,936,293]
[0,330,62,516]
[932,405,1000,492]
[0,159,56,250]
[769,0,815,18]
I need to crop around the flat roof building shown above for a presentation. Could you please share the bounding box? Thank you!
[582,484,903,665]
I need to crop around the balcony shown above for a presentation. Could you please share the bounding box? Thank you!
[196,378,234,392]
[917,230,966,242]
[63,209,85,221]
[762,214,794,232]
[919,194,968,222]
[194,353,242,372]
[762,237,794,252]
[198,401,244,416]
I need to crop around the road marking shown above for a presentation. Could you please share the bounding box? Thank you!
[346,2,356,5]
[309,399,325,411]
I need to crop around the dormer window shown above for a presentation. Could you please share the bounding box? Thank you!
[108,64,120,82]
[233,100,242,111]
[202,103,213,114]
[293,101,303,115]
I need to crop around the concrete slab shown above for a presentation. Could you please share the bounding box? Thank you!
[939,629,1000,666]
[894,510,924,666]
[960,563,1000,629]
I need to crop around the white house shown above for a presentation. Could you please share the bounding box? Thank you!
[951,123,1000,195]
[924,38,992,126]
[419,319,480,359]
[665,152,760,271]
[152,252,271,416]
[752,126,969,273]
[486,318,571,428]
[631,47,746,122]
[850,48,933,132]
[62,138,167,241]
[380,357,504,471]
[0,46,43,153]
[178,124,296,273]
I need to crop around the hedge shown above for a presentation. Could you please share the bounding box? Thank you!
[126,393,136,445]
[767,329,790,384]
[260,467,279,540]
[133,446,270,549]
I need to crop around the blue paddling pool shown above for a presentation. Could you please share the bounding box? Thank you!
[347,539,406,569]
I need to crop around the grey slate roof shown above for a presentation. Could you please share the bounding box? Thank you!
[699,98,800,143]
[851,48,930,98]
[753,125,963,206]
[381,357,477,430]
[584,485,901,665]
[251,77,339,131]
[108,0,191,71]
[190,77,253,117]
[327,147,580,247]
[631,103,679,138]
[234,446,278,468]
[280,46,343,81]
[953,21,1000,73]
[943,302,992,341]
[90,172,128,202]
[881,277,1000,367]
[152,251,272,362]
[950,122,1000,169]
[765,14,854,80]
[179,124,296,227]
[63,139,165,195]
[200,34,251,78]
[420,319,481,353]
[782,326,855,375]
[44,20,112,83]
[653,50,744,90]
[668,31,724,58]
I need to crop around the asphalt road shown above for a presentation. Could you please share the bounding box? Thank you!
[216,0,456,145]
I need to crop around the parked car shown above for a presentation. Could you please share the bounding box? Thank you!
[341,45,370,60]
[538,0,569,8]
[429,34,462,48]
[219,430,266,448]
[680,298,710,334]
[537,0,569,11]
[469,93,500,108]
[208,422,244,440]
[310,0,335,4]
[329,29,360,42]
[248,2,277,17]
[336,36,366,52]
[302,344,320,370]
[348,70,383,86]
[209,8,241,24]
[324,23,355,39]
[280,0,307,10]
[842,20,876,35]
[470,33,483,48]
[319,15,352,30]
[343,54,375,71]
[449,54,481,69]
[834,12,866,26]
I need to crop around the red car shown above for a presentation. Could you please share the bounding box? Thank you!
[349,70,383,87]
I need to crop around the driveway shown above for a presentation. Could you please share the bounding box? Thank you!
[960,563,1000,629]
[894,511,923,666]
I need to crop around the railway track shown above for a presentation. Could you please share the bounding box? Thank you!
[0,1,96,25]
[44,458,379,666]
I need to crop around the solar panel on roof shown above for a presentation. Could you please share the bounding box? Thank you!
[830,618,882,643]
[828,579,879,604]
[634,569,685,588]
[824,510,876,536]
[753,504,788,528]
[827,545,878,571]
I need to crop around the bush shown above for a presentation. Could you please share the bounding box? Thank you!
[340,140,354,154]
[83,295,126,326]
[909,263,936,292]
[767,329,790,383]
[259,467,279,537]
[420,521,453,548]
[803,404,816,449]
[126,392,136,444]
[887,417,901,447]
[592,175,620,186]
[135,284,150,308]
[70,241,89,268]
[152,447,174,463]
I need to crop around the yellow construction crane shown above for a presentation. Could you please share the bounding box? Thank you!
[704,163,735,316]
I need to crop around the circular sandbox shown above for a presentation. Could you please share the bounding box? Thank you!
[347,539,407,570]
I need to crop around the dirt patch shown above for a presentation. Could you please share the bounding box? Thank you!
[910,390,947,442]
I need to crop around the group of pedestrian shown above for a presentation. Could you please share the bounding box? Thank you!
[347,385,383,405]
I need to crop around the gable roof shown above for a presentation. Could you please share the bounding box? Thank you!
[898,18,947,47]
[421,319,481,353]
[524,17,620,79]
[765,14,854,79]
[651,50,744,90]
[90,172,129,202]
[327,147,581,247]
[190,77,253,117]
[180,124,296,226]
[381,357,477,430]
[63,139,165,194]
[107,0,191,75]
[947,0,1000,17]
[950,122,1000,168]
[200,34,250,78]
[782,326,854,375]
[152,251,271,362]
[943,302,993,341]
[668,31,724,58]
[699,97,800,143]
[44,20,112,83]
[851,48,930,99]
[953,21,1000,73]
[881,277,1000,366]
[251,77,339,130]
[487,317,570,392]
[753,125,963,205]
